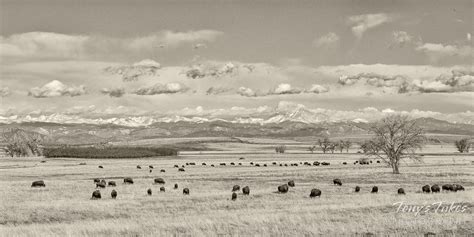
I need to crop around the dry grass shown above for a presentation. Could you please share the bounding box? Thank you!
[0,153,473,236]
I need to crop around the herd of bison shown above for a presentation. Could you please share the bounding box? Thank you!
[30,158,465,200]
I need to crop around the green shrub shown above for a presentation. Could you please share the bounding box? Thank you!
[43,146,178,158]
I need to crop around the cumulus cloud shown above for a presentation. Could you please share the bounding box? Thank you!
[104,59,161,81]
[237,87,258,97]
[184,62,238,79]
[1,30,223,60]
[100,88,125,97]
[206,87,232,95]
[338,72,407,89]
[28,80,86,98]
[133,83,188,95]
[306,84,330,94]
[0,87,11,97]
[313,32,339,47]
[391,31,413,48]
[347,13,392,38]
[236,84,330,97]
[416,43,472,62]
[272,83,301,95]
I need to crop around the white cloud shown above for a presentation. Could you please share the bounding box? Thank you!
[100,88,125,97]
[28,80,86,98]
[0,87,11,97]
[306,84,330,94]
[206,87,232,95]
[104,59,161,81]
[347,13,392,38]
[391,31,413,47]
[313,32,340,47]
[416,43,472,62]
[133,82,188,95]
[273,83,301,94]
[237,87,258,97]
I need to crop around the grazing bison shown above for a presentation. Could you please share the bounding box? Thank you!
[355,186,360,192]
[31,180,45,187]
[278,184,289,193]
[230,162,235,166]
[185,163,189,166]
[79,162,86,165]
[149,170,152,173]
[91,190,101,199]
[189,162,196,166]
[250,162,254,165]
[154,178,165,184]
[40,160,46,163]
[149,165,154,169]
[96,182,106,189]
[288,180,295,187]
[231,192,237,201]
[123,178,134,184]
[160,187,165,192]
[93,178,100,183]
[255,164,260,167]
[98,165,103,169]
[422,185,431,193]
[273,162,277,165]
[174,183,179,189]
[376,160,381,164]
[333,179,342,186]
[431,185,440,193]
[239,157,245,160]
[284,164,288,167]
[279,164,283,166]
[309,188,322,198]
[232,185,240,192]
[147,188,152,196]
[137,165,142,169]
[322,162,330,166]
[371,186,378,193]
[178,168,185,172]
[211,164,215,167]
[174,165,179,168]
[398,188,405,195]
[242,186,250,195]
[111,189,117,199]
[313,161,320,166]
[220,163,226,166]
[342,162,347,165]
[238,163,242,165]
[159,169,165,173]
[263,164,267,167]
[108,181,116,187]
[202,163,206,166]
[453,184,465,192]
[442,184,454,192]
[183,188,190,195]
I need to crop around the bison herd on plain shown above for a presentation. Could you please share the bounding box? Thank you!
[29,158,466,201]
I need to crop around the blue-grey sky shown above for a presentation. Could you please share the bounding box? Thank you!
[0,0,473,124]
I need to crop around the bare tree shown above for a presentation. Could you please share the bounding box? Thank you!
[336,140,344,153]
[318,138,331,154]
[364,115,426,174]
[455,138,471,153]
[343,140,352,153]
[2,128,45,157]
[308,145,316,153]
[275,145,286,154]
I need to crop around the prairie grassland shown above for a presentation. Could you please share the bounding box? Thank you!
[0,153,473,237]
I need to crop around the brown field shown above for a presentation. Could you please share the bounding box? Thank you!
[0,151,473,236]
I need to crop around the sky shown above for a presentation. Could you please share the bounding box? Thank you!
[0,0,473,124]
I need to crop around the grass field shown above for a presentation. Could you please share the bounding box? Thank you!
[0,153,473,236]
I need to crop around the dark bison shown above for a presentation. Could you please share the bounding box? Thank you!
[98,165,103,169]
[232,185,240,192]
[79,162,86,165]
[272,162,277,165]
[96,182,106,189]
[238,163,242,165]
[309,188,322,198]
[398,188,405,195]
[263,164,267,167]
[185,163,189,166]
[288,180,295,187]
[250,162,254,165]
[40,160,47,163]
[442,184,454,192]
[149,165,154,169]
[211,164,215,167]
[202,163,207,166]
[147,188,152,195]
[137,165,142,169]
[376,160,381,163]
[189,162,196,166]
[174,165,179,168]
[342,162,347,165]
[239,157,245,160]
[31,180,45,187]
[279,164,283,166]
[371,186,378,193]
[160,187,165,192]
[93,178,100,183]
[322,162,330,166]
[108,181,116,187]
[149,170,153,173]
[91,190,101,199]
[242,186,250,195]
[154,178,165,184]
[255,164,260,167]
[284,164,288,167]
[123,178,134,184]
[278,184,289,193]
[230,162,235,166]
[422,185,431,193]
[220,163,226,166]
[355,186,360,192]
[183,188,190,195]
[431,185,440,193]
[160,169,166,173]
[313,161,320,166]
[111,189,117,199]
[178,168,185,172]
[333,179,342,186]
[231,192,237,201]
[174,183,178,189]
[453,184,465,191]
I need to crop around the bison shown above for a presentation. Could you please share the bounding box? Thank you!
[202,163,207,166]
[149,165,154,169]
[398,188,405,195]
[309,188,322,198]
[342,162,347,165]
[174,165,179,168]
[96,182,106,189]
[31,180,45,187]
[288,180,295,187]
[147,188,152,196]
[230,162,235,166]
[453,184,465,192]
[355,186,360,192]
[431,185,440,193]
[79,162,86,165]
[313,161,320,166]
[442,184,454,192]
[183,188,190,195]
[371,186,378,193]
[231,192,237,201]
[108,181,116,187]
[98,165,103,169]
[137,165,142,169]
[232,185,240,192]
[93,178,100,183]
[91,190,101,199]
[154,178,165,184]
[123,178,134,184]
[178,168,185,172]
[174,183,178,189]
[333,179,342,186]
[160,169,166,173]
[422,185,431,193]
[220,163,226,166]
[160,187,165,192]
[242,186,250,195]
[278,184,289,193]
[111,189,117,199]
